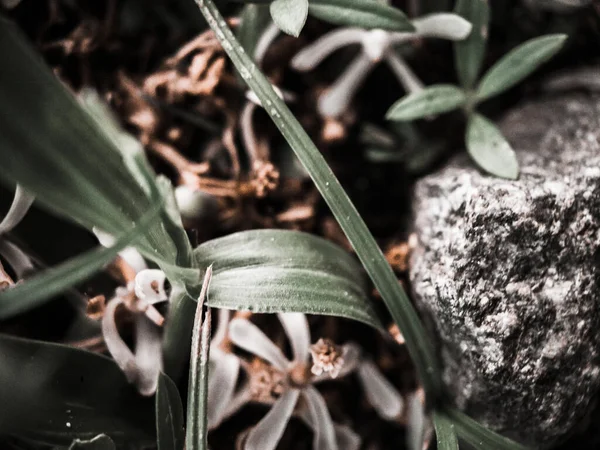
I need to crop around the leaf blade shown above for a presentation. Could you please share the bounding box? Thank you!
[186,269,212,450]
[195,229,382,329]
[0,198,163,320]
[270,0,308,37]
[477,34,567,101]
[156,373,185,450]
[0,334,155,446]
[309,0,415,31]
[386,84,466,121]
[466,113,519,179]
[453,0,490,89]
[433,410,459,450]
[445,408,530,450]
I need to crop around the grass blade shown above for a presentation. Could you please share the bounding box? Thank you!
[453,0,490,89]
[193,0,441,401]
[445,408,530,450]
[156,373,185,450]
[386,84,466,121]
[186,268,213,450]
[0,199,163,320]
[476,34,567,101]
[433,410,459,450]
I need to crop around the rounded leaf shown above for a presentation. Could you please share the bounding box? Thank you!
[466,114,519,180]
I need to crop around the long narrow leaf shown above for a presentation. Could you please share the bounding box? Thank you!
[476,34,567,101]
[194,229,381,329]
[309,0,415,31]
[156,373,185,450]
[453,0,490,89]
[0,334,155,446]
[433,411,459,450]
[386,84,466,121]
[0,199,163,320]
[237,4,272,58]
[193,0,441,401]
[445,408,530,450]
[186,268,212,450]
[0,18,178,266]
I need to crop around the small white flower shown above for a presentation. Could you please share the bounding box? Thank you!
[95,231,167,396]
[228,313,340,450]
[291,14,472,118]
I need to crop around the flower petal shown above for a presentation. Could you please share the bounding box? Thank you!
[134,269,168,304]
[411,13,472,41]
[334,424,361,450]
[303,385,338,450]
[102,297,137,383]
[211,308,231,348]
[208,347,242,429]
[134,315,163,396]
[385,51,424,94]
[407,391,426,450]
[291,28,365,71]
[255,22,281,65]
[229,318,289,371]
[318,52,374,118]
[357,359,403,420]
[277,312,310,364]
[0,185,34,235]
[93,227,147,273]
[244,388,300,450]
[0,240,34,278]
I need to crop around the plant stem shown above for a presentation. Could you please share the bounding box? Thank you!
[193,0,443,402]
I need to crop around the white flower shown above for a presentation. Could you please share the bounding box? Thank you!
[0,185,35,287]
[94,227,167,396]
[227,313,340,450]
[291,14,472,118]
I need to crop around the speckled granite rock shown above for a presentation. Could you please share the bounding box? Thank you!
[410,93,600,448]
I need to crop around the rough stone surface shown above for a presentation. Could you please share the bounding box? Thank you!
[410,93,600,448]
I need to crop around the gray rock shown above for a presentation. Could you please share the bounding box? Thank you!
[410,93,600,448]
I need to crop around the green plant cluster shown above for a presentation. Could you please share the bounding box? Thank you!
[0,0,566,448]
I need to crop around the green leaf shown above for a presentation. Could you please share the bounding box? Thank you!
[0,334,155,446]
[194,0,442,401]
[68,435,116,450]
[0,198,163,320]
[477,34,567,101]
[186,269,212,450]
[453,0,490,89]
[433,411,459,450]
[309,0,415,31]
[270,0,308,37]
[237,4,272,58]
[0,18,178,267]
[445,408,530,450]
[386,85,466,121]
[466,113,519,179]
[156,373,185,450]
[195,229,382,329]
